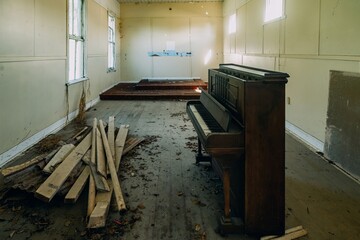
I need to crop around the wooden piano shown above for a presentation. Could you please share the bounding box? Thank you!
[186,63,289,236]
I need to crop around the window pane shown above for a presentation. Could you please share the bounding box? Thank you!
[73,0,82,36]
[69,39,76,80]
[69,0,74,35]
[108,44,114,68]
[265,0,283,22]
[75,41,84,79]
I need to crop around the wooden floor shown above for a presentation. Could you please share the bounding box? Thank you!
[0,100,359,240]
[100,79,207,100]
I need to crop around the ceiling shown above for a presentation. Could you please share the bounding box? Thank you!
[116,0,223,3]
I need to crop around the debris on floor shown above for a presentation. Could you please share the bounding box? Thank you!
[260,225,307,240]
[0,116,145,236]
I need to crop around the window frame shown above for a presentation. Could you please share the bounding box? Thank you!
[264,0,285,24]
[107,13,116,72]
[67,0,88,85]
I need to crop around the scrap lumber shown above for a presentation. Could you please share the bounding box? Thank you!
[64,166,90,203]
[43,144,75,174]
[99,120,126,211]
[89,163,110,192]
[260,226,307,240]
[122,137,144,156]
[87,118,97,217]
[108,116,115,159]
[87,135,144,227]
[1,152,49,177]
[35,132,92,202]
[87,180,114,228]
[115,125,129,171]
[96,129,107,178]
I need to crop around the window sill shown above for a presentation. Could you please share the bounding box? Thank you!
[107,69,116,73]
[66,77,89,86]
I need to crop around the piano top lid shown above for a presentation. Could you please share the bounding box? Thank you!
[219,63,289,81]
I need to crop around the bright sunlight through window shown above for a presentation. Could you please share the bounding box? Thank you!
[264,0,284,23]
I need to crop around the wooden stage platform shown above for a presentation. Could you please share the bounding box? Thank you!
[100,79,207,100]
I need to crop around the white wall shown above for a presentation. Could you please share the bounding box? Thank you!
[0,0,121,166]
[120,3,223,81]
[223,0,360,151]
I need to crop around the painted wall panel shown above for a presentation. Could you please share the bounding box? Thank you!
[120,18,152,81]
[245,0,263,54]
[88,0,108,55]
[0,0,34,56]
[121,3,222,18]
[190,17,223,81]
[153,57,191,78]
[243,55,275,70]
[120,3,223,81]
[0,60,66,153]
[320,0,360,56]
[34,0,66,57]
[236,6,246,54]
[285,0,320,55]
[283,58,359,142]
[264,21,280,55]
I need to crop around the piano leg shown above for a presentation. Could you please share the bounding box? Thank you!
[217,166,244,235]
[195,138,211,165]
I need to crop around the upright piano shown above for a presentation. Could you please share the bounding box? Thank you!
[186,64,289,236]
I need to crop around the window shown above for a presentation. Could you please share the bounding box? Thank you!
[108,14,116,71]
[264,0,284,23]
[68,0,86,83]
[228,14,236,34]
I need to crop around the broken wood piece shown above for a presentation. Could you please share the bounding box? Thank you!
[99,120,126,211]
[96,128,107,178]
[260,226,307,240]
[108,116,115,159]
[89,163,110,192]
[64,166,90,203]
[82,149,91,165]
[1,152,49,177]
[87,201,110,228]
[87,180,114,228]
[35,132,92,202]
[115,125,129,171]
[43,144,75,174]
[87,118,97,217]
[72,126,89,140]
[122,137,144,156]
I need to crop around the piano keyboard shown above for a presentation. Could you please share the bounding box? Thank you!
[189,103,224,136]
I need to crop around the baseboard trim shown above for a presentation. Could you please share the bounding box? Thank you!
[285,121,324,153]
[0,97,100,168]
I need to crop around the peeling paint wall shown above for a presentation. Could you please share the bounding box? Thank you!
[324,71,360,179]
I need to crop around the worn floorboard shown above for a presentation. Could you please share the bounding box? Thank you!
[0,100,359,240]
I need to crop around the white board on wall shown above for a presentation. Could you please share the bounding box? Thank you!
[151,18,191,78]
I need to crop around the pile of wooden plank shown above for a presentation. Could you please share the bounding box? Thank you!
[0,116,144,229]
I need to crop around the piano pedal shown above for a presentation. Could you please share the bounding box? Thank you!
[195,154,212,165]
[216,216,244,235]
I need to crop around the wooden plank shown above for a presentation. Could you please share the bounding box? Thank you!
[87,201,110,228]
[64,166,90,203]
[261,226,307,240]
[108,116,115,159]
[273,229,307,240]
[115,124,129,171]
[89,163,110,192]
[87,180,114,228]
[1,153,48,177]
[87,118,97,217]
[99,120,126,211]
[43,144,75,174]
[35,133,92,202]
[123,137,144,156]
[96,128,107,177]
